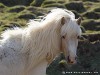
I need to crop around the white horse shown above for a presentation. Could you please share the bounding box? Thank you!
[0,8,82,75]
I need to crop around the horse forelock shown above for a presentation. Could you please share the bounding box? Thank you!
[61,20,82,38]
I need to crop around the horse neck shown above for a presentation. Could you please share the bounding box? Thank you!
[24,20,61,71]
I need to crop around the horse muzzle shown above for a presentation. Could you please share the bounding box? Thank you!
[66,56,77,64]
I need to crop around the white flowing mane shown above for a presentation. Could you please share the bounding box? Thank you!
[0,8,81,75]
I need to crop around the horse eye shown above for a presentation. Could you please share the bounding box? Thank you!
[62,36,65,39]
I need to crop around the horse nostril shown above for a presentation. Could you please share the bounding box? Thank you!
[70,61,74,64]
[67,56,70,62]
[75,57,77,60]
[67,56,76,64]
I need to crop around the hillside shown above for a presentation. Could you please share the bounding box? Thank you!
[0,0,100,75]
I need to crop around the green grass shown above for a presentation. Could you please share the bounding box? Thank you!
[42,3,66,8]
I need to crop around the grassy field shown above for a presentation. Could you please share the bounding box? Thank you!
[0,0,100,75]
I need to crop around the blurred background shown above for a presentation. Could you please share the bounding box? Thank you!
[0,0,100,75]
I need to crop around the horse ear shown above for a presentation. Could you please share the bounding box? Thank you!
[77,17,82,25]
[61,17,65,25]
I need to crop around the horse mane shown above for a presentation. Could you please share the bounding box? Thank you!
[0,8,77,72]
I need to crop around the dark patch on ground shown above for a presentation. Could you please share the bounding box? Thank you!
[65,1,86,13]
